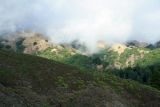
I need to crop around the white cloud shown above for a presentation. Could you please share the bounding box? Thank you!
[0,0,160,51]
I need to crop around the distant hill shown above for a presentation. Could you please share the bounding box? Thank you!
[126,40,149,48]
[0,50,160,107]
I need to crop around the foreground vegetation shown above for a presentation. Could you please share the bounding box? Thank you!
[0,50,160,107]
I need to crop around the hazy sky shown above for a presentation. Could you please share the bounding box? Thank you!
[0,0,160,51]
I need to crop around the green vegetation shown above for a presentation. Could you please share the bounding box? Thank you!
[136,48,160,66]
[108,48,160,90]
[36,48,73,62]
[119,48,140,65]
[93,49,119,66]
[0,50,160,106]
[36,47,160,90]
[36,48,93,70]
[56,76,69,88]
[65,54,93,70]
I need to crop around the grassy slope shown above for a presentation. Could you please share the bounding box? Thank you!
[36,48,160,83]
[37,47,160,69]
[36,48,93,70]
[0,50,160,107]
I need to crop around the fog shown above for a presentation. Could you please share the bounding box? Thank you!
[0,0,160,52]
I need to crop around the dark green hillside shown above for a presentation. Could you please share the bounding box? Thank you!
[0,50,160,107]
[36,47,160,90]
[108,48,160,89]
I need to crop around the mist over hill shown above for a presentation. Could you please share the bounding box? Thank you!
[0,1,160,106]
[0,31,160,54]
[1,31,160,90]
[1,0,160,52]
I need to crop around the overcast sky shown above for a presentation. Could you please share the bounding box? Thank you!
[0,0,160,51]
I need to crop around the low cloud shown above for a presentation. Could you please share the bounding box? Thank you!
[0,0,160,52]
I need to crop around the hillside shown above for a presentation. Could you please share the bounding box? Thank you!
[36,45,160,90]
[1,32,159,90]
[0,50,160,107]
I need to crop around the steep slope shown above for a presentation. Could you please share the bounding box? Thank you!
[0,50,160,107]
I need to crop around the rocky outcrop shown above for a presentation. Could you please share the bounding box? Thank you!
[110,43,127,55]
[125,54,139,67]
[0,31,50,54]
[22,33,49,54]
